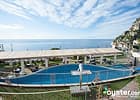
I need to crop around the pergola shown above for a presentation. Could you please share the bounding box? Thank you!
[0,48,122,73]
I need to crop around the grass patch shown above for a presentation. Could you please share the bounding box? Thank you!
[136,76,140,89]
[109,78,132,90]
[0,79,133,100]
[0,86,87,100]
[49,60,62,65]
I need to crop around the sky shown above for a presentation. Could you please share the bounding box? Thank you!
[0,0,140,39]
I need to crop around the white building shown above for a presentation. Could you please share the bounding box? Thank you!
[131,52,140,66]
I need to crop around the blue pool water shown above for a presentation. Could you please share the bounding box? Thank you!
[0,64,131,85]
[107,64,129,69]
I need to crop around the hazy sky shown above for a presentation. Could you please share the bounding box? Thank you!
[0,0,140,39]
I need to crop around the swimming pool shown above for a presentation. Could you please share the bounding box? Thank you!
[0,64,132,86]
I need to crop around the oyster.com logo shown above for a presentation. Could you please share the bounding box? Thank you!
[102,87,140,97]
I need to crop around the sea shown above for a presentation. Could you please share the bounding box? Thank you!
[0,39,113,51]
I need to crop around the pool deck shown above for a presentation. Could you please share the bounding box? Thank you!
[0,73,139,88]
[93,73,139,85]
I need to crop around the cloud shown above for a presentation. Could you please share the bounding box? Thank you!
[0,0,31,20]
[99,7,140,27]
[91,7,140,38]
[117,0,140,7]
[0,0,139,29]
[0,24,24,30]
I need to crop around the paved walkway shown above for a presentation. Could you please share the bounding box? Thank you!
[112,79,139,100]
[0,96,2,100]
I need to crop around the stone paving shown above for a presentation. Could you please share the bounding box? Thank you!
[112,79,139,100]
[0,96,2,100]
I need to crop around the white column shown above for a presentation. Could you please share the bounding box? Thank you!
[89,55,92,59]
[29,59,32,65]
[45,58,49,67]
[20,60,25,74]
[100,56,103,64]
[88,55,92,63]
[114,55,117,64]
[84,56,87,64]
[9,60,13,66]
[63,56,67,64]
[77,56,79,60]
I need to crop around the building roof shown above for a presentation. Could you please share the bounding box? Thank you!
[0,48,122,60]
[132,52,140,57]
